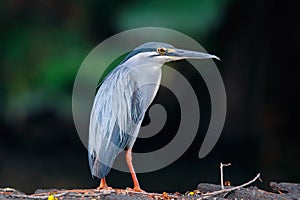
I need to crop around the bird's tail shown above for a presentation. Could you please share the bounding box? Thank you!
[89,142,124,179]
[88,124,133,179]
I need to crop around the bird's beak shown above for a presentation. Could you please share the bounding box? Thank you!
[169,48,220,61]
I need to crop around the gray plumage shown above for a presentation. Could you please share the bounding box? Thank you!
[88,42,219,179]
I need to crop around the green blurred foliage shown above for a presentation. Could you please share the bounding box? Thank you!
[116,0,231,37]
[1,1,90,119]
[0,0,231,121]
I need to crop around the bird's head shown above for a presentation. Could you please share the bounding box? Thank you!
[121,42,219,66]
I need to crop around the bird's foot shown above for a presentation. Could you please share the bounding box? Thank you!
[126,187,145,193]
[97,178,113,191]
[97,185,113,191]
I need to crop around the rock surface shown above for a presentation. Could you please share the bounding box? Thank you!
[1,182,300,199]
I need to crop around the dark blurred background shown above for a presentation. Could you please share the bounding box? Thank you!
[0,0,299,194]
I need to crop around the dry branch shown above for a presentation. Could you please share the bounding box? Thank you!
[220,162,231,189]
[197,173,261,199]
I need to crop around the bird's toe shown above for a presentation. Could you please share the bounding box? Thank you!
[126,187,146,193]
[97,186,113,191]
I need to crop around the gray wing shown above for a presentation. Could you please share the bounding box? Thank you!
[88,66,160,178]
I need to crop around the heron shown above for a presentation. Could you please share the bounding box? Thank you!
[88,42,219,192]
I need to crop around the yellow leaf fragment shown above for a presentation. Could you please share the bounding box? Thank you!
[48,194,58,200]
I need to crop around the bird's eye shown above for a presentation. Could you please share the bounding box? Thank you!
[157,47,167,55]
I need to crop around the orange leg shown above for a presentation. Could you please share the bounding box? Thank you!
[97,178,112,190]
[126,148,145,192]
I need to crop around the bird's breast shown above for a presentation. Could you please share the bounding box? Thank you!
[130,64,162,88]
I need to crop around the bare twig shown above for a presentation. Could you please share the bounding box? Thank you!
[7,189,106,199]
[122,189,180,199]
[5,194,49,199]
[220,162,231,189]
[197,173,261,200]
[6,192,70,199]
